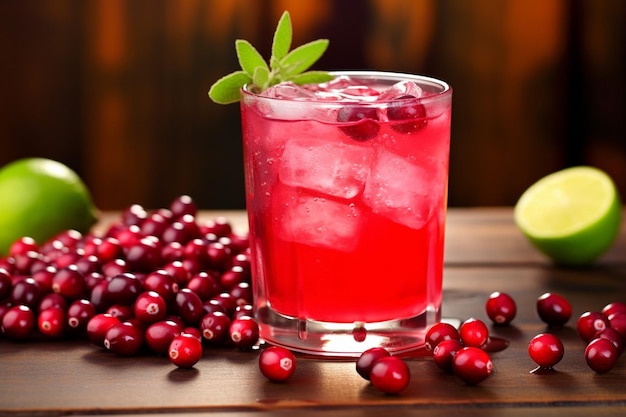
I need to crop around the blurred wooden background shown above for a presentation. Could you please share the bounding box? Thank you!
[1,0,624,210]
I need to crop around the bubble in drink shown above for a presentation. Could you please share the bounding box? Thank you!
[278,137,374,199]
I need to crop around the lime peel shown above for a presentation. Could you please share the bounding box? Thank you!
[514,166,622,265]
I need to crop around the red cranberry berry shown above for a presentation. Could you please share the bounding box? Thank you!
[459,317,489,348]
[585,337,618,373]
[186,272,220,301]
[104,321,145,356]
[369,356,410,394]
[229,316,260,349]
[142,269,179,302]
[168,333,203,368]
[576,311,610,343]
[387,95,427,134]
[0,268,12,300]
[337,106,380,141]
[106,273,142,306]
[2,305,36,340]
[536,292,572,327]
[145,320,182,355]
[528,333,564,369]
[67,299,96,332]
[259,346,297,382]
[602,302,626,318]
[170,195,198,218]
[38,293,68,313]
[9,236,38,257]
[607,312,626,341]
[11,277,41,309]
[433,339,464,373]
[86,313,121,347]
[594,327,624,356]
[52,265,85,301]
[125,238,162,272]
[134,291,167,324]
[356,347,391,380]
[452,347,493,385]
[424,322,460,351]
[200,311,231,344]
[485,291,517,325]
[38,307,66,338]
[174,288,204,326]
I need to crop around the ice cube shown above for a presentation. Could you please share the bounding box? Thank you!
[273,185,364,252]
[377,80,423,101]
[363,149,441,229]
[278,137,374,200]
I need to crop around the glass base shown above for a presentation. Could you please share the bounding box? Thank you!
[256,305,441,358]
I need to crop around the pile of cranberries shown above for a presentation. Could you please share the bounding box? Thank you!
[0,195,259,368]
[1,197,625,394]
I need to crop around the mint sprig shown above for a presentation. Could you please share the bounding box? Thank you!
[208,11,333,104]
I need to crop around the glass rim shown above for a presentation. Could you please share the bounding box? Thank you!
[241,70,452,104]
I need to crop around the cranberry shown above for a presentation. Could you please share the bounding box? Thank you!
[67,299,96,331]
[140,212,170,238]
[452,347,493,385]
[142,269,179,302]
[31,265,57,294]
[121,204,148,226]
[528,333,564,369]
[170,195,198,218]
[607,312,626,341]
[337,106,380,141]
[89,280,112,312]
[229,316,259,349]
[106,304,134,321]
[38,293,68,313]
[230,282,253,306]
[38,307,66,338]
[161,241,185,262]
[0,268,12,300]
[369,356,410,394]
[200,311,231,344]
[134,291,167,324]
[356,347,391,380]
[168,333,203,368]
[9,236,39,257]
[107,273,142,306]
[86,313,120,346]
[594,327,624,356]
[576,311,610,343]
[52,265,85,301]
[387,95,427,134]
[101,258,128,278]
[10,277,41,309]
[202,217,232,237]
[602,302,626,318]
[104,321,145,356]
[459,317,489,348]
[202,299,228,316]
[259,346,297,382]
[585,337,618,373]
[211,292,238,317]
[233,304,254,320]
[433,339,464,372]
[536,292,572,327]
[186,271,220,301]
[2,305,36,339]
[424,322,460,351]
[125,238,162,272]
[174,288,204,325]
[206,242,231,271]
[485,291,517,325]
[145,320,182,355]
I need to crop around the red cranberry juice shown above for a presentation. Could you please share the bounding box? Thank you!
[241,74,451,325]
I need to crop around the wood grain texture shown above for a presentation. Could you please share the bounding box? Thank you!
[0,208,625,416]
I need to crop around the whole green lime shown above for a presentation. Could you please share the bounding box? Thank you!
[0,158,98,255]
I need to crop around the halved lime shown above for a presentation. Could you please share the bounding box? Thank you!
[514,166,622,266]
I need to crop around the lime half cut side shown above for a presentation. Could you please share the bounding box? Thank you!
[514,166,622,266]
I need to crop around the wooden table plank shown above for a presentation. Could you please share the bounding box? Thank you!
[1,208,625,416]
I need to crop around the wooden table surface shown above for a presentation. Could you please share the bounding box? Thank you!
[1,208,625,417]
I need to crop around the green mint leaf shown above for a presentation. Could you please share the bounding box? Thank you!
[236,40,268,77]
[253,66,270,91]
[208,71,251,104]
[271,11,292,60]
[290,71,334,86]
[279,39,329,77]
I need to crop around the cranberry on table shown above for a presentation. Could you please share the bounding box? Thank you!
[145,320,182,355]
[67,299,96,332]
[229,316,259,349]
[104,321,145,356]
[424,322,460,351]
[133,291,167,324]
[528,333,564,369]
[585,337,619,373]
[459,317,489,348]
[86,313,120,347]
[536,292,572,327]
[200,311,231,344]
[168,333,203,368]
[602,302,626,318]
[356,347,391,380]
[369,356,411,394]
[594,327,624,356]
[576,311,610,343]
[2,305,35,340]
[38,307,66,338]
[433,339,464,373]
[485,291,517,325]
[452,347,493,385]
[259,346,297,383]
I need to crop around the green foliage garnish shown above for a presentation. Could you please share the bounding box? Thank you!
[208,11,333,104]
